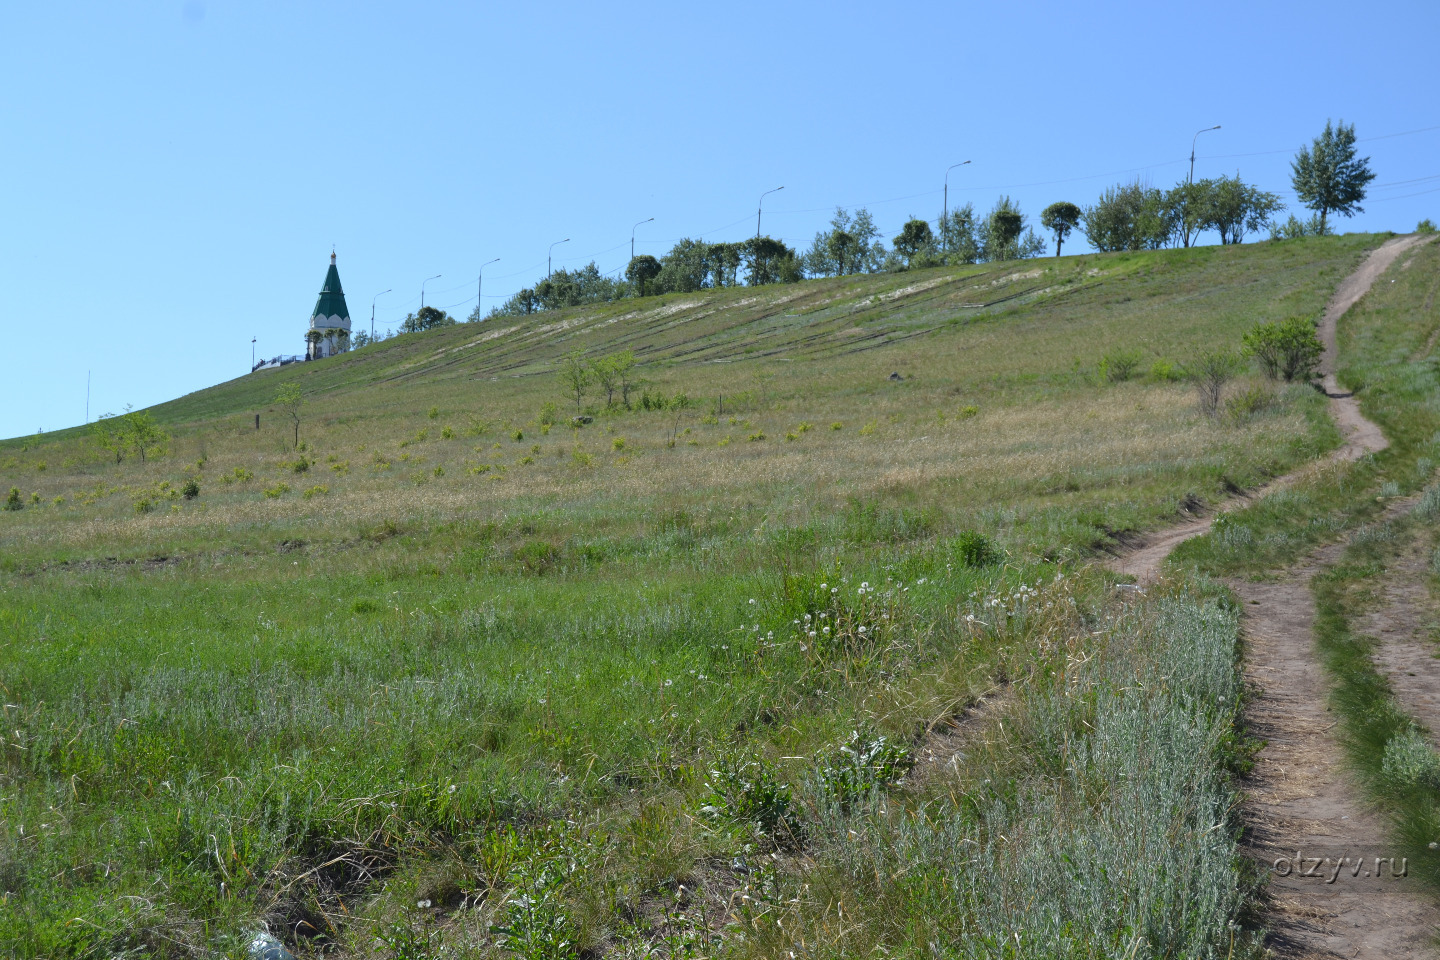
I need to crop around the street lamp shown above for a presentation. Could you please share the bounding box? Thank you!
[477,259,499,319]
[756,187,784,240]
[1189,125,1221,183]
[251,336,256,371]
[421,275,440,311]
[548,239,570,278]
[631,218,654,262]
[943,160,971,252]
[370,289,391,340]
[1184,126,1222,247]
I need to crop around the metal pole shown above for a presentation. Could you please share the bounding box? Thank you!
[371,289,391,340]
[421,275,440,311]
[548,239,570,278]
[631,217,653,263]
[943,161,971,253]
[756,186,784,240]
[1185,126,1221,247]
[86,370,90,422]
[477,259,499,320]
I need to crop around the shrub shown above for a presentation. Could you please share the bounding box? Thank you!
[1149,359,1181,381]
[1225,384,1276,422]
[1102,349,1143,382]
[1418,218,1437,234]
[1189,349,1242,417]
[831,422,843,430]
[611,437,625,451]
[264,482,290,499]
[953,530,1000,567]
[538,401,559,426]
[427,406,439,419]
[303,485,328,499]
[1242,316,1323,382]
[181,479,200,500]
[817,730,914,808]
[4,487,21,511]
[440,425,454,439]
[1381,727,1440,790]
[957,405,979,419]
[133,496,153,514]
[702,755,803,843]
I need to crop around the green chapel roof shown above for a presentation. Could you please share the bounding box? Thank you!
[311,254,350,322]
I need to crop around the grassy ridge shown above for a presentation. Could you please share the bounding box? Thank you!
[0,236,1389,957]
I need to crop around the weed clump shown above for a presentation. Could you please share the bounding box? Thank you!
[816,730,914,808]
[1381,727,1440,791]
[702,755,803,845]
[953,530,1001,568]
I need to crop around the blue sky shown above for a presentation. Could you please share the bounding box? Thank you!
[2,0,1437,440]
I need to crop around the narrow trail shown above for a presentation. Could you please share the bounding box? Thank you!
[1105,234,1436,957]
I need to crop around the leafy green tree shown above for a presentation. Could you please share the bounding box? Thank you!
[1169,179,1213,248]
[559,348,590,409]
[352,330,372,348]
[939,204,980,264]
[401,306,455,333]
[805,207,885,277]
[1206,175,1284,245]
[1290,120,1375,236]
[274,382,305,448]
[708,242,744,287]
[743,236,802,286]
[980,197,1046,261]
[655,238,711,293]
[1084,181,1173,252]
[892,219,935,268]
[122,410,168,462]
[625,255,662,296]
[1040,202,1082,257]
[4,487,21,511]
[606,350,638,406]
[1242,317,1322,382]
[91,415,129,464]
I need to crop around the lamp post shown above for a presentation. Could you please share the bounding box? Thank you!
[631,218,653,262]
[251,337,256,371]
[943,160,971,252]
[548,239,570,278]
[421,275,440,311]
[1184,125,1221,247]
[477,259,499,319]
[756,186,784,240]
[1189,125,1221,184]
[370,289,391,340]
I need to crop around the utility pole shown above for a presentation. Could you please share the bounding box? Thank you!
[86,370,90,423]
[631,218,653,263]
[943,160,971,253]
[371,289,391,340]
[756,186,784,240]
[250,337,256,372]
[1184,125,1222,247]
[549,238,570,278]
[421,275,441,311]
[477,259,499,319]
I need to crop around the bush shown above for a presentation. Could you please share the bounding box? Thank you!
[1381,727,1440,790]
[539,401,558,426]
[1225,384,1277,422]
[1101,349,1143,383]
[4,487,21,511]
[264,482,290,499]
[1242,316,1323,382]
[1189,350,1242,417]
[303,485,329,500]
[1149,359,1181,381]
[181,479,200,500]
[953,530,1000,567]
[1418,218,1437,234]
[817,731,914,808]
[702,755,803,844]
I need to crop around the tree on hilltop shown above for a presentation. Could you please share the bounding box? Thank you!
[1040,202,1082,257]
[1291,120,1375,236]
[625,255,662,296]
[892,218,935,268]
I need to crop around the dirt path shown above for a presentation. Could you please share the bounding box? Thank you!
[1110,235,1425,582]
[1106,234,1438,956]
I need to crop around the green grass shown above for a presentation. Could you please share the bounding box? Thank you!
[0,236,1393,957]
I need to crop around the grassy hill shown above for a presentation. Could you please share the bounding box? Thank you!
[0,234,1406,958]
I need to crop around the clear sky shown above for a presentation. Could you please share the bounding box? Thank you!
[2,0,1437,440]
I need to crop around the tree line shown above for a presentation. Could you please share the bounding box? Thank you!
[341,120,1380,329]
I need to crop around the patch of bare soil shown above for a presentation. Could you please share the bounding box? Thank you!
[1237,543,1437,958]
[1361,530,1440,739]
